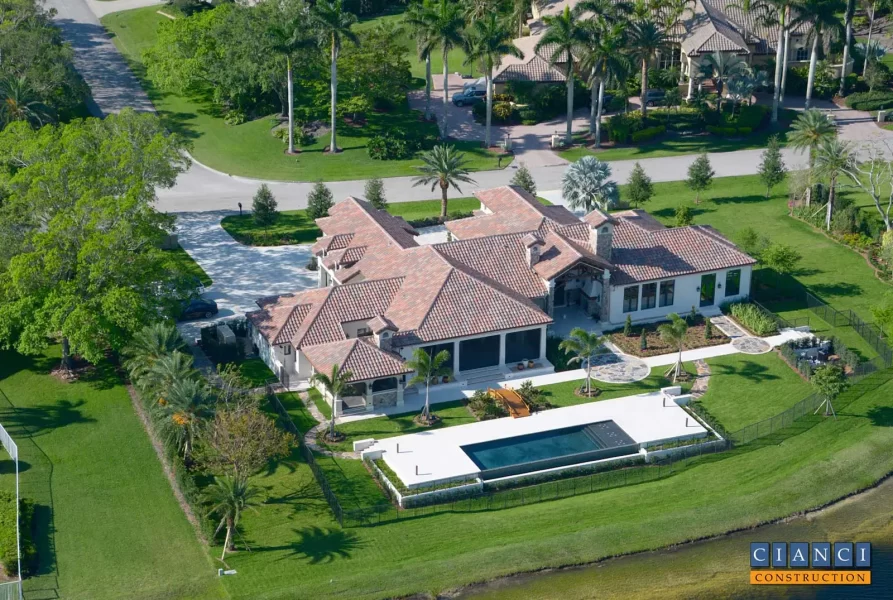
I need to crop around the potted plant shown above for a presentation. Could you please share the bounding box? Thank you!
[527,359,535,368]
[517,362,525,370]
[441,375,449,383]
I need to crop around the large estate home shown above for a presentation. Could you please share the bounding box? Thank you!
[247,186,755,415]
[494,0,815,98]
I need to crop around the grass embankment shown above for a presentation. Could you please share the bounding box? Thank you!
[102,7,504,182]
[163,246,212,287]
[0,348,223,600]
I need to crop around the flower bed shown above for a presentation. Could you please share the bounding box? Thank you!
[608,315,729,358]
[722,301,779,336]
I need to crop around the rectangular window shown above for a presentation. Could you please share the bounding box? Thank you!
[623,286,639,313]
[659,280,675,307]
[641,283,657,310]
[726,269,741,296]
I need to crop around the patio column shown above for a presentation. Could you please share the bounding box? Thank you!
[539,326,547,360]
[365,382,375,412]
[499,332,507,367]
[547,280,556,316]
[600,270,612,323]
[454,340,461,374]
[687,56,694,100]
[396,380,404,407]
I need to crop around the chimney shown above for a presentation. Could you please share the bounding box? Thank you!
[522,233,544,266]
[370,315,396,351]
[588,210,614,261]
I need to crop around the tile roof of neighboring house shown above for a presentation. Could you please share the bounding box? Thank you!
[493,36,568,83]
[301,338,411,383]
[446,186,579,239]
[682,0,749,56]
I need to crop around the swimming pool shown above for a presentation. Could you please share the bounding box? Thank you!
[461,420,638,480]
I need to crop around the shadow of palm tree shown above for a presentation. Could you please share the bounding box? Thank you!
[264,526,363,563]
[0,400,95,438]
[866,406,893,427]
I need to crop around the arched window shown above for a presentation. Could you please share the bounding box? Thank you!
[795,47,809,61]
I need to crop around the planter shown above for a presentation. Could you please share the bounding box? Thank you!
[441,376,449,384]
[516,363,525,371]
[527,360,535,369]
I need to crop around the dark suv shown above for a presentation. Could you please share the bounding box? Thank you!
[642,89,666,106]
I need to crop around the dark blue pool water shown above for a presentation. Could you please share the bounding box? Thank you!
[462,421,637,480]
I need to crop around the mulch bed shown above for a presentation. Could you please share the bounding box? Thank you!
[609,316,729,358]
[573,386,603,399]
[412,414,442,427]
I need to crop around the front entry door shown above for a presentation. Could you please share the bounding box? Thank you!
[700,273,717,307]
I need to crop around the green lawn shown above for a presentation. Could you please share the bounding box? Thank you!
[216,368,893,600]
[276,390,319,434]
[164,246,212,287]
[696,352,813,432]
[238,357,276,387]
[538,365,695,408]
[308,388,333,420]
[101,7,503,182]
[627,174,893,323]
[0,348,224,600]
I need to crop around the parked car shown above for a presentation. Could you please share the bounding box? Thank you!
[452,89,486,106]
[642,89,666,107]
[179,297,218,321]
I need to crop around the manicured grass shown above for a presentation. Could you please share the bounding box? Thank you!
[559,109,797,162]
[102,7,504,182]
[696,352,814,432]
[314,453,388,508]
[0,348,223,600]
[322,400,478,453]
[537,364,695,408]
[308,388,333,420]
[163,246,212,287]
[217,368,893,600]
[277,391,319,434]
[624,174,893,323]
[238,357,276,387]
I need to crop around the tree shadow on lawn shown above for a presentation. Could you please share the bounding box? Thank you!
[711,359,780,384]
[807,282,864,299]
[650,204,715,221]
[262,526,364,564]
[713,194,773,206]
[0,400,95,438]
[865,406,893,427]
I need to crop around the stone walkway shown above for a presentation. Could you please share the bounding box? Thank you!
[710,315,747,339]
[731,336,773,354]
[589,353,651,384]
[300,391,360,459]
[690,359,712,399]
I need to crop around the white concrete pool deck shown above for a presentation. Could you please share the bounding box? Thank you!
[366,390,707,488]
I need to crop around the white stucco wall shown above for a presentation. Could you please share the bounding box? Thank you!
[607,267,752,326]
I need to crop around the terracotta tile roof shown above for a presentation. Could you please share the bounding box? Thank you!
[611,209,666,232]
[314,197,417,260]
[493,37,567,84]
[446,186,578,240]
[302,338,411,382]
[369,315,396,333]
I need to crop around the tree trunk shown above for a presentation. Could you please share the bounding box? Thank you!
[423,381,430,420]
[826,177,835,230]
[330,393,337,438]
[586,358,591,394]
[595,78,605,148]
[329,42,338,153]
[425,53,432,120]
[442,47,449,140]
[221,519,233,561]
[641,59,649,119]
[806,150,814,206]
[440,181,449,219]
[780,24,791,103]
[772,17,785,123]
[565,69,574,145]
[485,68,493,148]
[840,1,853,96]
[865,4,876,73]
[287,61,294,154]
[61,336,73,371]
[589,67,598,136]
[805,32,819,109]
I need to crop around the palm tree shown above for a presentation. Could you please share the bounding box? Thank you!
[204,476,262,562]
[412,144,476,219]
[310,0,358,154]
[863,0,892,73]
[535,6,586,144]
[658,313,689,382]
[269,13,314,155]
[143,351,196,399]
[429,0,465,139]
[629,20,668,119]
[698,52,747,112]
[840,0,855,96]
[788,109,836,205]
[464,14,523,148]
[509,0,545,37]
[763,0,792,123]
[813,138,854,230]
[0,76,53,128]
[157,377,213,460]
[310,363,353,439]
[406,0,438,121]
[562,156,619,212]
[798,0,845,110]
[405,347,452,422]
[729,0,770,65]
[578,20,629,145]
[662,0,696,73]
[558,327,606,395]
[727,67,768,110]
[121,323,184,384]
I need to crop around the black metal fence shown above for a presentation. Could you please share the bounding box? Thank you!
[267,386,344,526]
[805,292,893,368]
[751,298,810,330]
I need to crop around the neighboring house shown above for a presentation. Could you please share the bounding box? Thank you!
[496,0,813,97]
[247,187,755,414]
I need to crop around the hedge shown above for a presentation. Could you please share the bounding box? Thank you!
[0,491,36,577]
[724,301,778,336]
[844,90,893,111]
[631,125,666,143]
[706,125,752,137]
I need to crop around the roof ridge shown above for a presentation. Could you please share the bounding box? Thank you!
[345,196,417,248]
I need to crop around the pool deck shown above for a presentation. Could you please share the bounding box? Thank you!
[367,390,707,488]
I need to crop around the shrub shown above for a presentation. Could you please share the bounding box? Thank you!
[200,325,246,365]
[675,204,694,226]
[726,302,778,336]
[841,232,875,250]
[736,126,752,135]
[467,390,508,420]
[493,93,514,102]
[518,108,538,123]
[517,380,552,412]
[731,104,769,129]
[624,314,633,336]
[306,181,334,220]
[707,125,737,136]
[0,491,36,576]
[367,134,411,160]
[223,109,246,126]
[364,177,387,210]
[492,101,515,122]
[844,90,893,111]
[472,101,487,123]
[631,125,665,143]
[252,184,278,230]
[546,335,574,371]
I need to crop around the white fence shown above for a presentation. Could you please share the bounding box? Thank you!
[0,422,22,600]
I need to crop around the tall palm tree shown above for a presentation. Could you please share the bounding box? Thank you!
[269,11,314,155]
[405,0,438,121]
[143,351,196,399]
[798,0,845,109]
[536,6,587,144]
[204,475,262,562]
[412,144,476,219]
[662,0,696,73]
[464,14,523,148]
[429,0,465,139]
[0,76,53,128]
[813,138,854,230]
[310,0,358,154]
[764,0,793,123]
[157,377,213,460]
[658,313,689,382]
[121,322,184,384]
[405,347,452,422]
[310,363,353,439]
[863,0,892,73]
[788,109,836,205]
[629,20,668,119]
[578,20,629,145]
[729,0,771,65]
[562,156,619,212]
[727,67,768,109]
[698,51,747,112]
[558,327,606,395]
[509,0,545,37]
[840,0,855,96]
